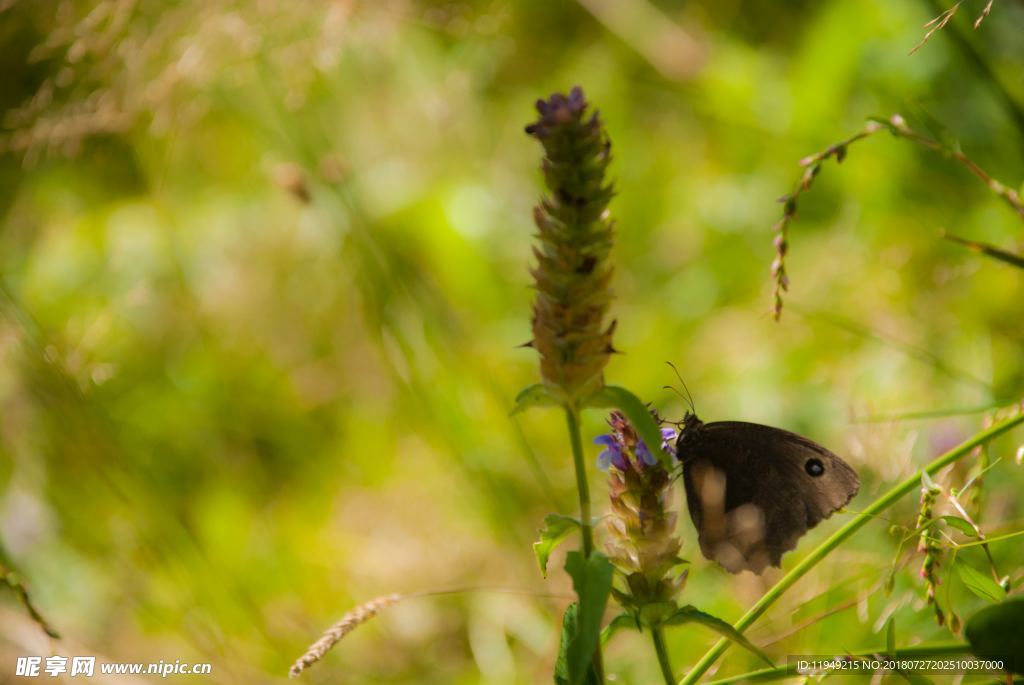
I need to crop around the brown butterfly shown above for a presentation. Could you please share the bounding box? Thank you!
[675,412,859,574]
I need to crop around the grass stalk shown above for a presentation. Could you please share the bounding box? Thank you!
[652,626,676,685]
[565,406,594,557]
[565,404,605,682]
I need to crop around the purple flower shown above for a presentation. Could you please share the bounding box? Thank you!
[660,427,677,452]
[634,428,678,467]
[594,419,678,472]
[594,434,628,471]
[635,440,657,466]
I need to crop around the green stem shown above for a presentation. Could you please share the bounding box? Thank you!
[564,404,604,683]
[652,626,676,685]
[565,406,594,557]
[703,642,972,685]
[679,412,1024,685]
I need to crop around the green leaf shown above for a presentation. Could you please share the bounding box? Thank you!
[533,514,580,578]
[663,605,773,667]
[511,384,560,415]
[563,551,613,685]
[600,613,637,645]
[886,617,896,655]
[585,386,670,468]
[554,604,599,685]
[554,603,575,685]
[955,560,1006,603]
[940,515,978,537]
[965,597,1024,675]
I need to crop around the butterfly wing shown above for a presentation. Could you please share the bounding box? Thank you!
[679,421,859,574]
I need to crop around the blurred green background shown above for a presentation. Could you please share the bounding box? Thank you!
[1,1,1023,683]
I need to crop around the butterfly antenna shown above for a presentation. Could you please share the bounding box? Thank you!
[661,386,691,418]
[665,361,696,414]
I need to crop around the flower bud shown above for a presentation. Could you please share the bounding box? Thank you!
[525,87,616,404]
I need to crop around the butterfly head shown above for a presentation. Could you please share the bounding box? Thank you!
[673,411,705,461]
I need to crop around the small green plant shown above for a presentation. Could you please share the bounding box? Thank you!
[517,89,1024,685]
[515,86,666,685]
